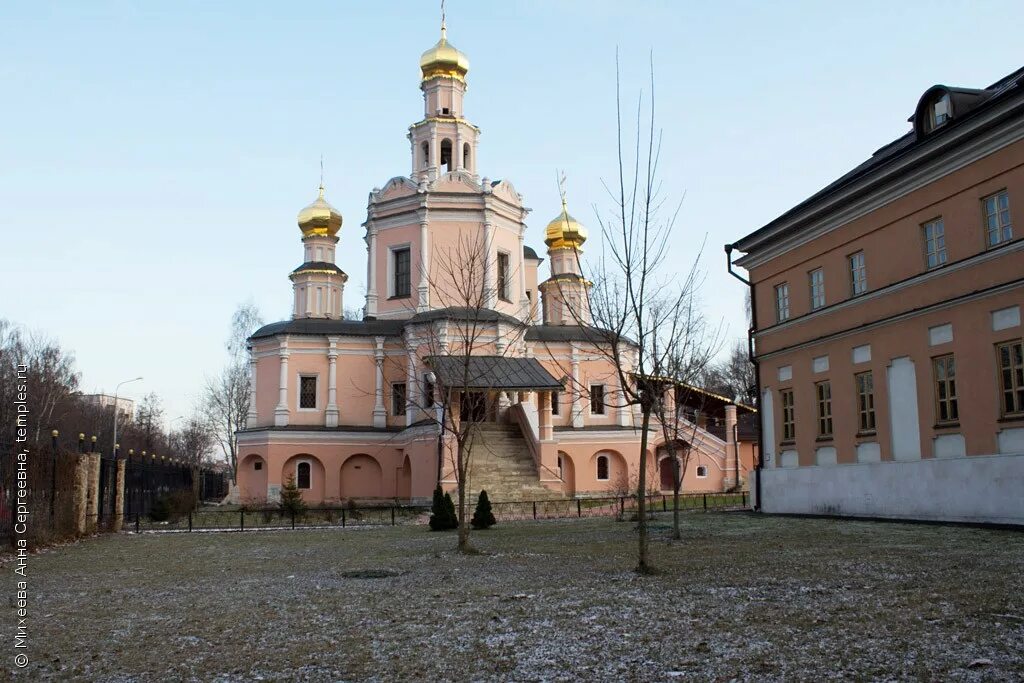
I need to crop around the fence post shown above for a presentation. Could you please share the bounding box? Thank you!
[240,509,245,531]
[188,510,193,533]
[49,430,59,525]
[703,493,707,511]
[619,497,624,518]
[742,491,747,508]
[662,495,667,512]
[391,507,396,526]
[135,513,140,533]
[577,499,582,518]
[291,509,295,530]
[533,501,537,520]
[342,508,347,527]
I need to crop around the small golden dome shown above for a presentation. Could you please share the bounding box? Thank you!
[297,185,342,237]
[420,26,469,82]
[544,201,588,250]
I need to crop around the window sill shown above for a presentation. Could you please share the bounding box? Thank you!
[815,436,834,443]
[779,440,795,447]
[297,408,319,412]
[997,414,1024,424]
[933,422,960,430]
[498,297,512,304]
[855,430,877,438]
[388,295,411,301]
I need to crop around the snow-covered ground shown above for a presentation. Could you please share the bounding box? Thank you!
[11,513,1024,681]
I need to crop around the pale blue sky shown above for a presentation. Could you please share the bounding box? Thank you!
[1,1,1021,424]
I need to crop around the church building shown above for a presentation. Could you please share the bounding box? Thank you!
[236,21,756,504]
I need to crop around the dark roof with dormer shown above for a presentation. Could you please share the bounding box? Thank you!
[732,65,1024,255]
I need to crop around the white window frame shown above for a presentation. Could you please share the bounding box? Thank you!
[295,459,312,490]
[983,190,1012,247]
[387,243,413,299]
[297,373,319,411]
[695,465,708,479]
[496,250,511,302]
[848,251,867,296]
[392,382,407,416]
[922,217,947,269]
[596,454,610,481]
[775,282,790,322]
[589,384,606,415]
[809,268,826,310]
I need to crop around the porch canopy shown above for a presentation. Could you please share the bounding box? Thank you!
[424,355,563,391]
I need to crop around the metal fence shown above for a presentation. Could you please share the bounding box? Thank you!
[1,438,80,545]
[119,491,748,534]
[122,453,230,520]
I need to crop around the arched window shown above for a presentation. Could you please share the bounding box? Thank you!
[297,461,311,489]
[696,465,708,479]
[440,139,453,173]
[421,142,429,168]
[463,143,471,171]
[557,455,563,476]
[596,455,609,481]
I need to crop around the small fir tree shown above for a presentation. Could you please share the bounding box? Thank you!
[471,490,496,530]
[443,492,458,529]
[430,485,457,531]
[279,474,307,518]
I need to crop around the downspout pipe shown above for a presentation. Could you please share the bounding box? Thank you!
[725,243,762,512]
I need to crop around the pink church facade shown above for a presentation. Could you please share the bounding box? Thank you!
[236,24,756,504]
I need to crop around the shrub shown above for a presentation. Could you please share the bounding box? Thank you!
[149,496,171,522]
[278,474,307,518]
[471,490,496,530]
[166,490,196,519]
[429,485,458,531]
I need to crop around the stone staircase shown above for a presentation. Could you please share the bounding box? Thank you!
[465,423,563,502]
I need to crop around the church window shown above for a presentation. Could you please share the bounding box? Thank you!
[463,143,471,171]
[551,391,560,415]
[254,461,262,471]
[296,461,311,489]
[392,382,407,416]
[316,288,323,314]
[497,252,510,302]
[315,247,323,262]
[393,248,411,298]
[590,384,605,415]
[440,139,453,173]
[423,373,435,408]
[696,465,708,478]
[596,455,609,481]
[421,142,429,168]
[299,376,317,409]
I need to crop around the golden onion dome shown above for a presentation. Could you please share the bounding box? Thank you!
[544,200,588,250]
[297,185,342,237]
[419,26,469,81]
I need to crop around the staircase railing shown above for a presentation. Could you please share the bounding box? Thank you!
[509,403,561,483]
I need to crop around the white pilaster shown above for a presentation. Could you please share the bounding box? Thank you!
[373,336,387,428]
[417,214,430,312]
[246,347,258,428]
[366,224,379,317]
[274,340,290,427]
[518,223,528,320]
[325,337,339,428]
[483,213,495,308]
[571,346,584,429]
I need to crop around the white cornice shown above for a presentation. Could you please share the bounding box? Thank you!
[735,100,1024,269]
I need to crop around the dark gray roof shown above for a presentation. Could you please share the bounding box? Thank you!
[408,307,523,326]
[424,355,563,390]
[291,261,346,275]
[733,65,1024,253]
[525,325,618,344]
[523,245,540,260]
[250,317,404,340]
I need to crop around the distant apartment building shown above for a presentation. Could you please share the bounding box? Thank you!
[728,66,1024,525]
[81,393,135,421]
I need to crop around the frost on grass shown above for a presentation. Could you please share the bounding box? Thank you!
[10,515,1024,681]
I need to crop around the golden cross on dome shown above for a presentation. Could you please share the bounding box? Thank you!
[318,155,325,198]
[557,169,568,208]
[440,0,447,39]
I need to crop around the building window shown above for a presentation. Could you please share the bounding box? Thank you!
[696,465,708,478]
[780,389,795,441]
[596,454,609,481]
[299,376,317,409]
[996,340,1024,417]
[551,391,560,415]
[423,374,434,409]
[933,354,958,424]
[809,268,825,310]
[848,251,867,296]
[393,247,411,298]
[775,283,790,322]
[497,252,511,302]
[315,246,323,261]
[590,384,605,415]
[855,371,876,433]
[296,461,311,490]
[392,382,407,416]
[928,93,951,131]
[815,381,833,438]
[984,190,1012,247]
[922,218,947,269]
[254,461,263,471]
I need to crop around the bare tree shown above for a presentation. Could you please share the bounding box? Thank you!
[169,414,215,466]
[545,58,717,573]
[700,340,757,406]
[205,301,264,480]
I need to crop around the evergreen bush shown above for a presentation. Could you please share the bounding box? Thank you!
[471,490,496,530]
[429,485,458,531]
[443,492,458,529]
[278,474,307,518]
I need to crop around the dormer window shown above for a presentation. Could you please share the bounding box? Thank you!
[928,93,951,132]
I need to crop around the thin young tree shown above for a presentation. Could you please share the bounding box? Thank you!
[547,57,716,573]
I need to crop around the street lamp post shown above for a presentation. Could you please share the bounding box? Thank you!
[112,376,143,457]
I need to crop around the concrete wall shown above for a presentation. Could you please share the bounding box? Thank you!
[759,452,1024,525]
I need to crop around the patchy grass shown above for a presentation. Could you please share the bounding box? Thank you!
[8,513,1024,681]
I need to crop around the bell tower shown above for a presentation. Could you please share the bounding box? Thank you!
[409,16,479,182]
[291,182,348,319]
[539,182,592,326]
